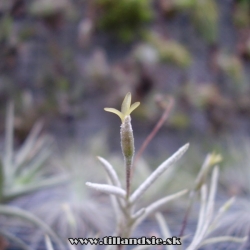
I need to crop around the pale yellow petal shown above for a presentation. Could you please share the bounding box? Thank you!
[104,108,123,121]
[127,102,140,115]
[121,92,131,114]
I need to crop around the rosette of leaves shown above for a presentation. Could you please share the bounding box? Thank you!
[0,102,67,204]
[96,0,153,42]
[0,102,67,249]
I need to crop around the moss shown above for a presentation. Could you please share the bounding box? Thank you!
[96,0,153,42]
[192,0,219,44]
[233,0,250,28]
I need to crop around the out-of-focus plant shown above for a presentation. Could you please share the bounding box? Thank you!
[159,0,196,15]
[233,0,250,28]
[174,152,246,249]
[0,13,13,43]
[180,82,222,109]
[29,0,75,31]
[29,0,72,19]
[144,32,192,67]
[220,138,250,196]
[238,35,250,59]
[160,0,218,44]
[95,0,153,42]
[211,138,250,249]
[187,182,244,249]
[186,167,245,249]
[0,102,67,249]
[0,102,67,203]
[0,205,66,250]
[28,145,113,245]
[191,0,218,44]
[216,52,247,93]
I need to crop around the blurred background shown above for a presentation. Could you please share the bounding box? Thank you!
[0,0,250,153]
[1,0,250,249]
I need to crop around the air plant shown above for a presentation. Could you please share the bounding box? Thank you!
[86,92,188,249]
[214,138,250,246]
[186,167,246,250]
[155,159,246,250]
[84,92,247,250]
[37,93,248,250]
[0,101,67,249]
[0,101,67,204]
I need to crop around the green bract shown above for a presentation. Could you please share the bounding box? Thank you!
[104,92,140,123]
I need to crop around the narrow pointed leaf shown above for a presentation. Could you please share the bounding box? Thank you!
[104,108,123,121]
[0,205,66,249]
[15,121,44,169]
[3,175,68,202]
[130,144,189,204]
[97,157,121,187]
[188,185,208,250]
[198,167,219,242]
[155,213,174,250]
[200,236,247,248]
[128,102,140,115]
[45,235,54,250]
[86,182,126,198]
[121,92,131,114]
[133,189,187,229]
[209,197,235,232]
[132,208,145,221]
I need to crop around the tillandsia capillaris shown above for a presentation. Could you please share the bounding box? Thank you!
[0,101,68,250]
[0,101,68,203]
[86,92,189,250]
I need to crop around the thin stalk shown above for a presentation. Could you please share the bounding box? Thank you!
[126,158,132,199]
[179,191,195,237]
[133,96,174,176]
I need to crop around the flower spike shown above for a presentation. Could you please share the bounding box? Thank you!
[104,92,140,123]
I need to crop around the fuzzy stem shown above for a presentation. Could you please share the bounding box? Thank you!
[126,158,132,199]
[120,116,135,199]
